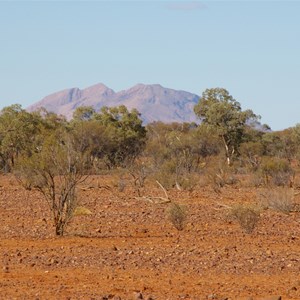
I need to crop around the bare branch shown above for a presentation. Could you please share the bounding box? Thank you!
[156,180,169,200]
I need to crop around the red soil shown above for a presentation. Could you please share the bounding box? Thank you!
[1,174,300,300]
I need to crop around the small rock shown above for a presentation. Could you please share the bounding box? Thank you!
[103,294,114,299]
[266,249,272,256]
[133,292,143,300]
[2,266,9,273]
[262,296,281,300]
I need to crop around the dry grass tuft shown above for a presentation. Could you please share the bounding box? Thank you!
[167,202,187,231]
[73,206,93,216]
[229,204,260,233]
[258,188,294,214]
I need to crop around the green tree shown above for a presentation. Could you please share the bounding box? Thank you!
[72,106,95,122]
[0,105,42,172]
[93,105,147,168]
[70,118,108,171]
[194,88,258,165]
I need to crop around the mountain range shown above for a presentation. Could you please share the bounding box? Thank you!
[27,83,200,124]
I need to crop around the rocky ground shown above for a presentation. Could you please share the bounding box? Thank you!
[1,174,300,300]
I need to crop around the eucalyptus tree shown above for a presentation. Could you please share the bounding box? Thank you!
[194,88,259,165]
[92,105,147,168]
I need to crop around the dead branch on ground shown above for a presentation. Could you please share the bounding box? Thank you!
[135,180,171,204]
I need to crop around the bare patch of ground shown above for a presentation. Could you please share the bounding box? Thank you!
[1,174,300,299]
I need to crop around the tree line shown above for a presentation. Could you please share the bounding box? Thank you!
[1,88,299,235]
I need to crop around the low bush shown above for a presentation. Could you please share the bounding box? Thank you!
[175,173,199,191]
[206,163,239,193]
[167,202,187,231]
[260,157,294,187]
[229,204,260,233]
[258,188,294,214]
[153,160,176,189]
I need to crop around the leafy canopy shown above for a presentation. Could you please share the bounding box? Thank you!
[194,88,259,164]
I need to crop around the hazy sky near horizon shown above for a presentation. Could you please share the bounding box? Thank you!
[0,1,299,130]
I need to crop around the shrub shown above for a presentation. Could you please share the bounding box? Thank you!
[128,159,151,195]
[229,204,260,233]
[167,202,187,231]
[118,179,126,192]
[239,141,264,171]
[258,188,294,214]
[260,157,294,186]
[249,173,264,187]
[176,173,199,191]
[154,160,177,189]
[206,162,239,192]
[15,132,89,236]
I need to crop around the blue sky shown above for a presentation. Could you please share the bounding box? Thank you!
[0,1,299,130]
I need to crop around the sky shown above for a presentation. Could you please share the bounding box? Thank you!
[0,0,299,131]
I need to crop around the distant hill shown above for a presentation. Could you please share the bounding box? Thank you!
[27,83,200,124]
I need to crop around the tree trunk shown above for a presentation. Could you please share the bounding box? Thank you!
[222,135,231,166]
[55,220,65,236]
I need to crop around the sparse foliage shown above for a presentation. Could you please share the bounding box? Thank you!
[259,157,294,186]
[207,163,238,193]
[229,204,260,233]
[146,122,216,189]
[258,188,294,214]
[15,130,89,236]
[239,141,264,171]
[167,202,187,231]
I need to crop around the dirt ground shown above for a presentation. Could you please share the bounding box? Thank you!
[1,174,300,300]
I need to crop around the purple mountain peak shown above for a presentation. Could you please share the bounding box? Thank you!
[27,83,200,124]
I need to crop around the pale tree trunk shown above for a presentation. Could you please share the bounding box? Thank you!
[222,135,234,166]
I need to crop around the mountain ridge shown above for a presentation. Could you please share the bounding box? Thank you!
[27,83,200,124]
